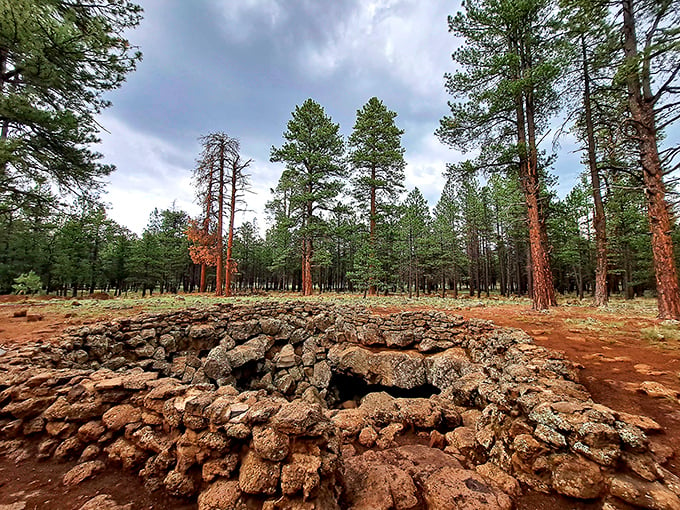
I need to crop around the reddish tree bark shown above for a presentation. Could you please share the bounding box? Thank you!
[513,39,557,310]
[224,158,238,297]
[224,154,251,296]
[301,183,314,296]
[199,159,214,293]
[622,0,680,319]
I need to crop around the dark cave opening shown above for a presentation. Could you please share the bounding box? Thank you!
[326,372,440,408]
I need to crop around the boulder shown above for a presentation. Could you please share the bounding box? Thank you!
[422,467,512,510]
[328,344,426,389]
[203,344,233,380]
[102,404,142,431]
[551,455,604,499]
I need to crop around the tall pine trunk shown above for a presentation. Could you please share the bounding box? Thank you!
[301,187,313,296]
[368,166,377,296]
[515,85,556,309]
[581,36,608,306]
[199,160,214,293]
[622,0,680,319]
[215,143,225,296]
[225,160,238,297]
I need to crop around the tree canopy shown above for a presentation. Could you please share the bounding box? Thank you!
[0,0,142,211]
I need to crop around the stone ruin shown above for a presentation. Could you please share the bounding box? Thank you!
[1,301,679,509]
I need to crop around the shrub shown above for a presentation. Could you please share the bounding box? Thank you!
[12,271,42,295]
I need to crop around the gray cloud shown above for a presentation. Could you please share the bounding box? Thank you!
[98,0,589,235]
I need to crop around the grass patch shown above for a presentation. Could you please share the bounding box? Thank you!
[641,325,680,350]
[563,317,626,330]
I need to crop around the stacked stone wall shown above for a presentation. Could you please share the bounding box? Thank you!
[0,302,678,509]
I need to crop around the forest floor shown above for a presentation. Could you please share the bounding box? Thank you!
[0,292,679,509]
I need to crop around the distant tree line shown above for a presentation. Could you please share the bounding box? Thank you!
[0,162,659,299]
[1,0,680,320]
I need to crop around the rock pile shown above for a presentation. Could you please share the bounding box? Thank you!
[0,301,678,509]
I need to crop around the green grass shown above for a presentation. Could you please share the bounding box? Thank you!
[0,291,664,325]
[563,317,626,330]
[640,324,680,349]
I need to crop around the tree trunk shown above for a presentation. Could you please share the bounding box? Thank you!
[199,160,214,293]
[368,166,377,296]
[199,264,206,293]
[302,237,313,295]
[301,188,313,295]
[622,0,680,319]
[215,143,225,296]
[581,36,609,307]
[225,159,238,297]
[518,44,557,310]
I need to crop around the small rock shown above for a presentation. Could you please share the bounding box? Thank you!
[358,426,378,448]
[252,425,289,462]
[272,401,322,435]
[609,473,680,510]
[475,462,521,497]
[102,404,142,431]
[63,460,105,486]
[422,467,512,510]
[76,495,132,510]
[198,479,244,510]
[78,421,106,443]
[164,470,198,497]
[79,444,101,462]
[202,455,239,483]
[551,455,604,499]
[639,381,678,399]
[238,451,281,495]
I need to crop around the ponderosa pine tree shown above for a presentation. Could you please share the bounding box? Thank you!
[224,148,252,297]
[618,0,680,319]
[348,97,405,296]
[270,99,346,296]
[433,179,465,297]
[400,188,430,298]
[437,0,561,310]
[561,0,616,306]
[0,0,142,210]
[265,170,300,291]
[188,149,217,292]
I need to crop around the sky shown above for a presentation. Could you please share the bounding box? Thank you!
[97,0,584,235]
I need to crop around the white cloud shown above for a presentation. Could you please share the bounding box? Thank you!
[300,1,458,100]
[211,0,287,42]
[98,115,282,235]
[404,132,464,207]
[97,115,201,234]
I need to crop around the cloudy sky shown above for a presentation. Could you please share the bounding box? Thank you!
[97,0,583,235]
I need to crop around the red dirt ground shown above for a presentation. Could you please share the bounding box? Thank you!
[1,296,679,509]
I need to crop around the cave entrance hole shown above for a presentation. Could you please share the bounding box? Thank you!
[326,372,440,408]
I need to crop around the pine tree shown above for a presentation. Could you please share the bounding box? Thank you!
[270,99,346,295]
[0,0,142,210]
[348,97,405,295]
[190,133,249,296]
[433,179,465,297]
[400,188,431,298]
[437,0,562,309]
[618,0,680,318]
[560,0,616,306]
